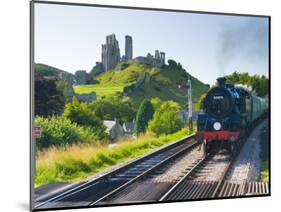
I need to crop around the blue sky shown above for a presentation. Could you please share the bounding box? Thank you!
[34,3,269,85]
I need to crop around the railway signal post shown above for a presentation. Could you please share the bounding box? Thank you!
[177,80,193,132]
[187,80,193,132]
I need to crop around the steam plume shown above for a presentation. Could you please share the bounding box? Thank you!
[216,19,268,76]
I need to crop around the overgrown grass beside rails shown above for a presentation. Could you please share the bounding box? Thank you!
[35,128,190,187]
[259,123,269,183]
[260,161,269,182]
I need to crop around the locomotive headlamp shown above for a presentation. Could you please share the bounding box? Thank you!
[213,122,221,131]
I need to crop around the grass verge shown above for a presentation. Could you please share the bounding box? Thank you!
[35,128,190,187]
[260,161,269,182]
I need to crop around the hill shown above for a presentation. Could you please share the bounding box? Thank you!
[35,63,74,80]
[74,62,209,109]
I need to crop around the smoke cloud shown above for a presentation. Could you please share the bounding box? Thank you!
[216,19,268,76]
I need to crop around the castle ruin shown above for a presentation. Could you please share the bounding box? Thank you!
[88,33,166,78]
[101,34,120,71]
[131,50,165,67]
[125,35,133,60]
[74,70,88,85]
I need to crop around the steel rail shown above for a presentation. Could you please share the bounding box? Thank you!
[159,150,234,201]
[89,141,199,206]
[158,155,208,201]
[210,155,233,198]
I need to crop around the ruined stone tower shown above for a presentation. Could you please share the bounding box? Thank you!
[102,34,120,71]
[160,52,165,66]
[153,50,165,67]
[125,35,133,60]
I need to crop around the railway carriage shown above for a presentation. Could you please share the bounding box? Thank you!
[196,77,267,155]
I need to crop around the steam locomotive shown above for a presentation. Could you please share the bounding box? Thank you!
[196,77,267,155]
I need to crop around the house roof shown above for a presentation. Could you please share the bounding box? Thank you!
[123,122,135,133]
[103,120,116,132]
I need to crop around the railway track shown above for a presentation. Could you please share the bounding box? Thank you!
[91,142,204,205]
[159,150,233,201]
[159,120,270,202]
[35,120,269,209]
[217,181,269,197]
[92,149,233,205]
[92,146,269,205]
[34,134,198,209]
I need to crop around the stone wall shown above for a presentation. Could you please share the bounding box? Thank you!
[90,62,104,76]
[74,70,88,85]
[128,50,165,67]
[75,92,96,102]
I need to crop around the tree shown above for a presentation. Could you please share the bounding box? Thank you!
[167,59,184,71]
[150,97,163,110]
[89,96,135,124]
[35,72,65,116]
[195,93,207,110]
[63,98,107,139]
[225,72,269,97]
[168,59,177,68]
[148,101,184,135]
[56,80,75,103]
[134,99,154,135]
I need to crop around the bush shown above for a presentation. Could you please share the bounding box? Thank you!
[148,101,184,135]
[134,99,154,135]
[35,116,100,149]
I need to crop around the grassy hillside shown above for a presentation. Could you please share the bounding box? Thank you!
[74,63,158,98]
[74,62,209,109]
[130,65,209,107]
[95,63,159,85]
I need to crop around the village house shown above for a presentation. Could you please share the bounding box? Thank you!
[103,120,124,140]
[122,121,135,136]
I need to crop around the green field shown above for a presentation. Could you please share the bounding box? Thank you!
[74,84,125,97]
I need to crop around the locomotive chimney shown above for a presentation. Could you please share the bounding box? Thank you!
[217,77,226,87]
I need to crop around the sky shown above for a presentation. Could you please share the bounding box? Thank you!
[34,3,269,85]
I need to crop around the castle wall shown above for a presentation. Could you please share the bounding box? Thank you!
[74,70,88,85]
